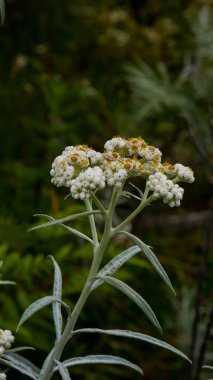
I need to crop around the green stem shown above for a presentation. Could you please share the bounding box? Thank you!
[112,186,151,235]
[40,189,119,380]
[84,198,99,249]
[91,192,107,215]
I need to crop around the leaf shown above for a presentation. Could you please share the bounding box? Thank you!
[97,275,162,333]
[39,348,55,379]
[17,296,58,331]
[73,329,191,363]
[7,347,35,353]
[203,366,213,370]
[29,210,100,232]
[1,352,40,379]
[121,191,142,201]
[120,231,175,294]
[57,355,143,375]
[91,245,141,291]
[55,361,72,379]
[0,280,16,285]
[33,214,93,244]
[0,0,5,26]
[129,182,143,197]
[49,256,63,341]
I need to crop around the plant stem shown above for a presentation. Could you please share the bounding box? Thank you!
[84,198,99,249]
[112,186,151,234]
[40,188,119,380]
[91,192,107,215]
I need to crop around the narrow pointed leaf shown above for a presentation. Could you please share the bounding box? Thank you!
[49,256,63,341]
[0,280,16,285]
[121,191,142,201]
[59,355,143,375]
[203,366,213,370]
[39,348,55,379]
[73,328,191,363]
[129,182,143,197]
[7,347,35,353]
[55,361,72,379]
[120,231,175,294]
[34,214,93,244]
[91,246,141,291]
[29,210,100,231]
[17,296,57,331]
[97,275,162,333]
[1,352,40,379]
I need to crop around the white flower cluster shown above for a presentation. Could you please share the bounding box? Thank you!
[0,329,14,356]
[70,167,105,199]
[105,164,128,187]
[147,173,184,207]
[50,137,194,205]
[104,137,126,152]
[174,164,195,183]
[50,145,104,188]
[0,373,6,380]
[104,137,162,162]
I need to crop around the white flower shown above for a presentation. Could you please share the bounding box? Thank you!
[0,329,14,354]
[104,137,127,152]
[0,373,6,380]
[139,146,162,162]
[70,167,106,199]
[147,173,184,207]
[174,163,194,183]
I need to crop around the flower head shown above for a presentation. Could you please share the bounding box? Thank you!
[50,136,194,207]
[0,329,14,356]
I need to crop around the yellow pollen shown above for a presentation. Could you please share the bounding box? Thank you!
[112,152,119,158]
[80,158,89,165]
[76,144,89,151]
[149,146,155,152]
[71,155,78,162]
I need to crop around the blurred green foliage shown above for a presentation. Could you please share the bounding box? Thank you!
[0,1,213,379]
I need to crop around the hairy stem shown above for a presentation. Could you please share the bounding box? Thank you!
[84,198,99,249]
[112,186,151,234]
[40,189,119,380]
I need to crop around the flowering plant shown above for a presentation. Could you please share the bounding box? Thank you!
[0,137,194,379]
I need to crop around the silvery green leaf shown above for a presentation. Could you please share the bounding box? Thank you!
[120,231,175,294]
[129,182,143,197]
[29,210,100,232]
[0,0,5,25]
[34,214,93,244]
[91,245,141,291]
[97,275,162,333]
[121,191,142,201]
[59,355,143,375]
[7,347,35,353]
[203,366,213,370]
[55,361,72,379]
[0,280,16,285]
[73,328,191,363]
[1,352,40,379]
[17,296,58,331]
[39,348,55,379]
[49,256,63,341]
